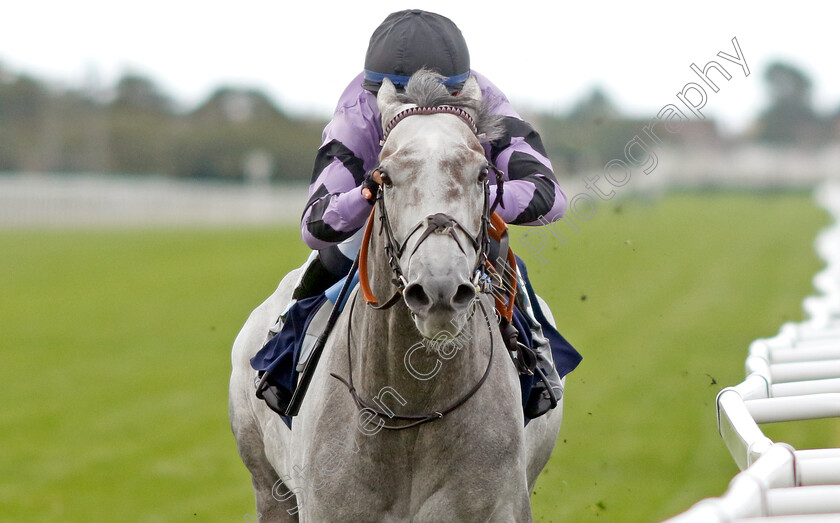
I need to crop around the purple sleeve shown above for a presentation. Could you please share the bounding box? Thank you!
[473,72,567,225]
[300,73,383,250]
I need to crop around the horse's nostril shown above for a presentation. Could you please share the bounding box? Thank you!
[404,283,431,310]
[452,283,476,308]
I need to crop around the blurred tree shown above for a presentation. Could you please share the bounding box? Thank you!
[56,91,110,172]
[568,86,621,124]
[0,73,49,170]
[113,72,173,114]
[0,67,331,178]
[0,73,47,121]
[106,72,178,174]
[191,87,286,124]
[538,86,641,173]
[757,61,824,144]
[177,87,322,181]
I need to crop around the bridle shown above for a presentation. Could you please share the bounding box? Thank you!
[330,103,509,430]
[359,104,506,310]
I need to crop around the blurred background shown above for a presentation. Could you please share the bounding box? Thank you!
[2,1,839,522]
[2,0,840,221]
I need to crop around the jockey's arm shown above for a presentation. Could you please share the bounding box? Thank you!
[487,116,567,226]
[471,72,567,226]
[301,72,569,250]
[301,74,380,250]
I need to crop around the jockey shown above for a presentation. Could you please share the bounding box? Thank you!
[295,9,570,418]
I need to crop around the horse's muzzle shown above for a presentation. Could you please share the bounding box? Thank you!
[402,252,477,339]
[404,277,476,313]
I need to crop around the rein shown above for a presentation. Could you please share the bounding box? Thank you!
[330,295,495,431]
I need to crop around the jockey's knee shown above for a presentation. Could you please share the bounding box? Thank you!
[319,244,353,276]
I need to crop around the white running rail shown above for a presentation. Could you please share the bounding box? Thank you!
[667,183,840,522]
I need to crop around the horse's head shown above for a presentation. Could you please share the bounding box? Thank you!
[373,71,501,340]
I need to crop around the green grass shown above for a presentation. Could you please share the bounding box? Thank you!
[0,192,836,522]
[520,191,838,521]
[0,229,308,522]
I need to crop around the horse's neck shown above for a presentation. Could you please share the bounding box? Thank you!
[350,236,489,412]
[352,303,488,412]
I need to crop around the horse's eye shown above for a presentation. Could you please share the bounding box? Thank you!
[380,171,393,187]
[478,167,489,183]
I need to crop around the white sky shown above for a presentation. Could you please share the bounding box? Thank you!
[2,1,838,133]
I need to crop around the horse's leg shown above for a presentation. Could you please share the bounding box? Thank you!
[413,485,532,523]
[231,414,299,522]
[523,295,565,492]
[489,489,534,523]
[523,392,564,491]
[230,269,303,521]
[230,352,299,521]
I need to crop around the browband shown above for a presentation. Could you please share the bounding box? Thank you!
[381,105,479,146]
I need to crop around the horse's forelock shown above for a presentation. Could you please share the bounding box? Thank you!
[396,69,504,143]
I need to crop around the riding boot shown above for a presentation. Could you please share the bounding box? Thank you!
[291,229,362,301]
[516,273,565,419]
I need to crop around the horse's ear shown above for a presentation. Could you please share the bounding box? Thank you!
[377,78,401,127]
[459,76,482,105]
[457,76,482,121]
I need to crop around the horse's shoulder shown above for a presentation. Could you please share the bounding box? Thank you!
[259,267,303,316]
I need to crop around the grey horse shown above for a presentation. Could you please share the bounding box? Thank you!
[229,71,564,521]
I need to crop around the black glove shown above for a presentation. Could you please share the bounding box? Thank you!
[361,169,380,204]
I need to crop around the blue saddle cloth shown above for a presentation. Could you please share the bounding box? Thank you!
[251,259,582,427]
[512,257,582,411]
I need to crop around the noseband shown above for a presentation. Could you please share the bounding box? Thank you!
[359,104,506,310]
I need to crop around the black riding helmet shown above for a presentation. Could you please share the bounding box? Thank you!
[362,10,470,94]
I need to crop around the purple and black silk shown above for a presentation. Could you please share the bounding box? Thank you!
[300,71,568,251]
